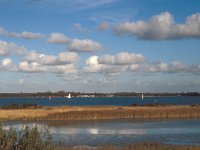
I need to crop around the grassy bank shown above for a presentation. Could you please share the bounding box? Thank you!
[0,105,200,121]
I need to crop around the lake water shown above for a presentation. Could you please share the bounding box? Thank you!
[0,96,200,106]
[3,119,200,146]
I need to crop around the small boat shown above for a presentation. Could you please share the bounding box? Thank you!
[67,93,71,99]
[141,93,144,100]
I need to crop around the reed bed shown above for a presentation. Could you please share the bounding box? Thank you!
[45,106,200,121]
[0,105,200,121]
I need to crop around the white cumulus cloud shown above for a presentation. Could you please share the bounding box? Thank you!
[72,23,84,31]
[47,33,70,44]
[24,51,78,65]
[18,61,77,74]
[115,12,200,40]
[0,27,44,39]
[84,52,200,76]
[98,52,144,65]
[47,33,103,53]
[97,22,110,31]
[0,40,79,75]
[69,39,102,52]
[2,58,12,66]
[0,40,27,56]
[0,58,17,72]
[84,55,129,75]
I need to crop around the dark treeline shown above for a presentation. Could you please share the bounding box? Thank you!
[0,91,199,98]
[180,92,200,96]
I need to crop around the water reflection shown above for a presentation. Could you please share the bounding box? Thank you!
[3,119,200,146]
[52,128,146,135]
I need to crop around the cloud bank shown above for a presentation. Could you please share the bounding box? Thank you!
[84,52,200,76]
[0,40,78,74]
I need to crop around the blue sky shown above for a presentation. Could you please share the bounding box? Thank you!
[0,0,200,93]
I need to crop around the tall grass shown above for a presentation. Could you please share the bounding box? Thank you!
[0,123,54,150]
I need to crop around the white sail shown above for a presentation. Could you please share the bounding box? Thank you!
[141,93,144,100]
[68,93,71,99]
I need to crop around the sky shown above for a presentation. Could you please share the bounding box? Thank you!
[0,0,200,93]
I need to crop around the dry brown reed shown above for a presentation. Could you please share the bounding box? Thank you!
[0,105,200,121]
[45,105,200,121]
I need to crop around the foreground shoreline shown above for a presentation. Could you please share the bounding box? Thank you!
[58,142,200,150]
[0,105,200,121]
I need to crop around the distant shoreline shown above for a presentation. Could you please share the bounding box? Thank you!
[0,91,199,98]
[0,95,196,99]
[0,105,200,121]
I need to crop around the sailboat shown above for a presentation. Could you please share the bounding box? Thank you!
[67,93,71,99]
[141,93,144,100]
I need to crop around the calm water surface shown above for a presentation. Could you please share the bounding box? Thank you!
[0,96,200,106]
[3,119,200,146]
